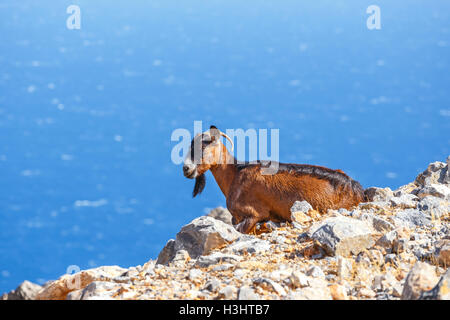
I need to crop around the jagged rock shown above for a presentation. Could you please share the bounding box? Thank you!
[238,286,259,300]
[418,196,450,219]
[365,187,394,202]
[419,269,450,300]
[306,266,325,279]
[253,277,286,296]
[36,266,127,300]
[373,217,395,232]
[417,184,450,200]
[224,235,271,255]
[290,200,313,214]
[156,239,176,265]
[157,216,241,265]
[401,262,439,300]
[390,194,418,209]
[291,201,313,224]
[1,280,42,300]
[415,160,448,187]
[393,209,431,228]
[291,211,312,225]
[359,213,395,233]
[311,216,375,256]
[358,201,390,210]
[289,271,310,288]
[394,182,418,197]
[79,281,119,300]
[206,206,233,225]
[195,252,242,267]
[171,249,190,268]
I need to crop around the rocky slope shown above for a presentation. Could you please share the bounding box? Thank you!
[2,157,450,300]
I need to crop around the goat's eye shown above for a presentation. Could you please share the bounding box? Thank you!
[202,139,211,146]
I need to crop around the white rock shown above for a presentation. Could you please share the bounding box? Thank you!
[238,286,259,300]
[195,252,242,267]
[218,286,237,299]
[1,281,42,300]
[290,200,313,214]
[188,269,203,281]
[337,256,353,278]
[415,161,448,187]
[80,281,118,300]
[36,265,127,300]
[206,206,233,225]
[253,277,286,296]
[393,209,432,228]
[157,216,241,265]
[225,235,271,254]
[390,194,418,209]
[289,271,310,288]
[364,187,394,202]
[419,269,450,300]
[306,266,325,279]
[418,184,450,200]
[401,262,439,300]
[311,216,375,256]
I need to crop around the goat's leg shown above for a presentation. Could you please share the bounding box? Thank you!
[229,204,269,234]
[227,189,270,234]
[235,216,259,234]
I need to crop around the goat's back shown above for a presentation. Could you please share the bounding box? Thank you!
[234,161,364,219]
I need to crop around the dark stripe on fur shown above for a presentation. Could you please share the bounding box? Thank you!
[236,160,364,196]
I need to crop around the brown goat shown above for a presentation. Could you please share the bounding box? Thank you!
[183,126,365,234]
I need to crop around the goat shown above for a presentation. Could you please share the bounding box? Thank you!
[183,126,366,234]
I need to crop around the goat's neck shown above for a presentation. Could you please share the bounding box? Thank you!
[210,148,237,198]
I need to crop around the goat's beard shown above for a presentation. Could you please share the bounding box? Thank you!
[192,174,206,197]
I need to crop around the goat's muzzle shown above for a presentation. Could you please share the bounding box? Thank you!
[183,164,197,179]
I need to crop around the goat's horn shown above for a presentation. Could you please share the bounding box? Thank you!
[220,131,234,152]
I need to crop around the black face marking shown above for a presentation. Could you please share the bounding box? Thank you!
[190,133,212,163]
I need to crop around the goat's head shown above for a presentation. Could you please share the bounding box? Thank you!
[183,125,233,197]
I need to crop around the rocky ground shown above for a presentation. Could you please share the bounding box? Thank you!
[2,157,449,300]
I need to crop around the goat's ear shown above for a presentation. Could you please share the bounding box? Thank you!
[210,125,220,142]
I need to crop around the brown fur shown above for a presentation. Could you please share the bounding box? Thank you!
[184,129,365,234]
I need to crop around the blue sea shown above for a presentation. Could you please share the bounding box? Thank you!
[0,1,449,293]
